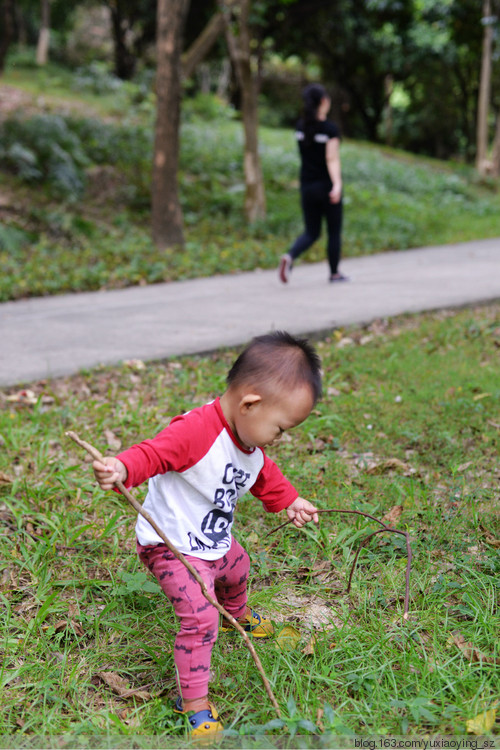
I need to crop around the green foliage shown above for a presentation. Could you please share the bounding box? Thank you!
[72,62,125,96]
[182,93,236,123]
[0,304,499,739]
[0,115,89,199]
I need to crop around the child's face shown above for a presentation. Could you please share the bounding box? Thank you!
[234,384,314,450]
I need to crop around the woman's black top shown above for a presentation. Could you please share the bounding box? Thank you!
[295,118,341,186]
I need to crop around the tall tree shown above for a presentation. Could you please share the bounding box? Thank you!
[151,0,190,249]
[476,0,494,173]
[0,0,14,74]
[36,0,50,65]
[219,0,266,222]
[101,0,156,80]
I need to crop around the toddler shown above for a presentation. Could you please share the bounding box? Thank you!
[93,331,321,736]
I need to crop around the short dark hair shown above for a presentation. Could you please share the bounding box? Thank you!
[227,331,322,403]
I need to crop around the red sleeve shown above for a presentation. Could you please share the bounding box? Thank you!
[250,453,298,513]
[116,403,222,488]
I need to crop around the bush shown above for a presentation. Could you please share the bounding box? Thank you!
[0,114,153,202]
[72,61,123,96]
[0,115,88,199]
[182,93,235,123]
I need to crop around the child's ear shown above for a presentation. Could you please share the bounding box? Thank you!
[239,393,261,413]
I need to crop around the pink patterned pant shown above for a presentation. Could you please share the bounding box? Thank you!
[137,536,249,701]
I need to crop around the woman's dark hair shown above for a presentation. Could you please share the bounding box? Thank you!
[302,83,327,146]
[227,330,322,404]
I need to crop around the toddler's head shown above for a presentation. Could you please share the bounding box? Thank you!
[222,331,322,450]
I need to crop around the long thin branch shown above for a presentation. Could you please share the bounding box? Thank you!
[266,508,412,620]
[66,431,281,717]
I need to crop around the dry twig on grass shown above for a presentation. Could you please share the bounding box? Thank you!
[66,431,281,717]
[266,508,412,620]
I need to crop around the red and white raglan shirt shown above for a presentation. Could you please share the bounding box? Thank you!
[117,398,298,560]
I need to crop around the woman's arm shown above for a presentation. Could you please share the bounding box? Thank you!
[326,137,342,203]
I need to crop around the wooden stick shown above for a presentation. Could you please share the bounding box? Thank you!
[266,508,412,620]
[66,431,281,717]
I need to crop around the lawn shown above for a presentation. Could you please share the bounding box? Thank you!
[1,62,500,302]
[1,303,498,745]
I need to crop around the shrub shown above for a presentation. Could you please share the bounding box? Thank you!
[0,114,88,199]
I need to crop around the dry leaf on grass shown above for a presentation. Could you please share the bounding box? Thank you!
[302,634,317,655]
[448,632,500,665]
[275,625,302,652]
[367,457,414,476]
[382,505,404,526]
[95,671,152,702]
[104,429,122,452]
[0,471,14,485]
[466,708,496,735]
[480,526,500,548]
[53,619,85,637]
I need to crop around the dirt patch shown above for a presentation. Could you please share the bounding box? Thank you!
[0,84,35,117]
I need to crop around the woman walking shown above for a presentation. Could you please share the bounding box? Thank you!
[279,83,347,284]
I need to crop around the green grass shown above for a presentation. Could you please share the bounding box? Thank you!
[1,62,499,302]
[1,304,499,744]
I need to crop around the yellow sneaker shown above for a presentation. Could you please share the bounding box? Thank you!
[173,697,224,737]
[220,608,274,638]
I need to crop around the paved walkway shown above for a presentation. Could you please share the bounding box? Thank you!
[1,237,499,387]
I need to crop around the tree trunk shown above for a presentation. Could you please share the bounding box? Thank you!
[383,74,394,147]
[476,0,493,174]
[36,0,51,66]
[0,0,14,75]
[491,115,500,177]
[219,0,266,223]
[182,12,224,81]
[151,0,190,250]
[108,0,136,80]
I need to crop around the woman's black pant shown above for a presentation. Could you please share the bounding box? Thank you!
[289,180,343,275]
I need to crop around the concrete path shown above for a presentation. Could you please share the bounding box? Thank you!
[1,237,499,387]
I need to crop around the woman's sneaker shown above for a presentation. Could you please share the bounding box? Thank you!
[279,254,293,283]
[173,697,224,737]
[220,609,274,638]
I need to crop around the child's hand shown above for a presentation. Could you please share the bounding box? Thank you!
[93,457,127,491]
[286,497,319,528]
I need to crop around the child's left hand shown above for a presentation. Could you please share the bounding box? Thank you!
[286,497,319,528]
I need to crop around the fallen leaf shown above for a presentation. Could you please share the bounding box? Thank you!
[480,526,500,548]
[336,337,354,348]
[382,505,404,526]
[472,392,490,401]
[95,671,152,702]
[124,359,146,371]
[0,471,15,485]
[366,457,413,476]
[456,461,473,473]
[275,625,302,651]
[302,634,316,655]
[104,429,122,451]
[54,619,85,637]
[466,708,496,734]
[327,387,341,397]
[448,632,500,665]
[316,707,325,731]
[246,531,260,546]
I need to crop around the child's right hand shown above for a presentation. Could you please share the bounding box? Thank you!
[93,457,127,491]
